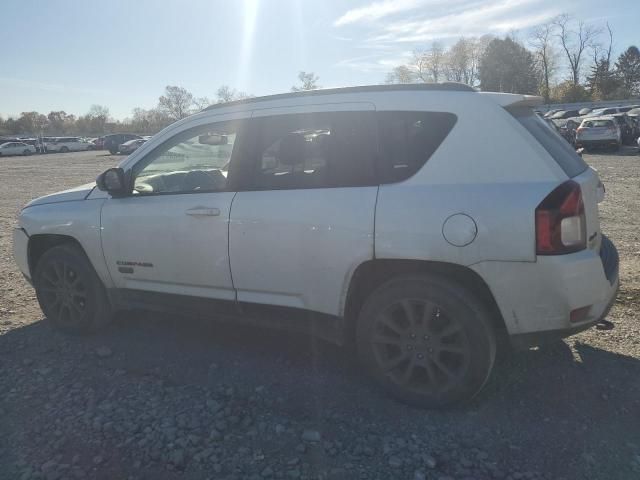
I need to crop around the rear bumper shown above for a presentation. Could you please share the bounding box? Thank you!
[472,235,620,348]
[576,139,619,147]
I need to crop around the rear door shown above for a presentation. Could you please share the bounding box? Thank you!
[228,104,378,316]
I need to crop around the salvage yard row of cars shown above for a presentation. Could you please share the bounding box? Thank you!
[541,105,640,152]
[0,133,151,156]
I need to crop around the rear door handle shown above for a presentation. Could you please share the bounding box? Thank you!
[185,207,221,217]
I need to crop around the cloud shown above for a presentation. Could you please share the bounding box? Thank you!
[334,51,413,72]
[334,0,425,27]
[334,0,560,44]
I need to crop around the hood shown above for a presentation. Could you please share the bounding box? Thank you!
[24,182,96,208]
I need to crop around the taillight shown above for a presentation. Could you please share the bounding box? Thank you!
[535,181,586,255]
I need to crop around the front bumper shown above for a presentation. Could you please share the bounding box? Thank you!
[13,227,31,283]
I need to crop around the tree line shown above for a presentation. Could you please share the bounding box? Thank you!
[384,14,640,104]
[0,73,320,137]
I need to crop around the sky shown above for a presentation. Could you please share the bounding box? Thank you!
[1,0,638,120]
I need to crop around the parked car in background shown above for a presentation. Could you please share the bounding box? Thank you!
[13,84,619,408]
[103,133,142,154]
[549,109,581,120]
[578,107,592,116]
[45,137,92,153]
[118,138,147,154]
[588,107,621,117]
[618,105,640,113]
[609,114,639,145]
[92,137,105,150]
[627,108,640,118]
[543,109,561,118]
[576,117,621,150]
[0,141,36,156]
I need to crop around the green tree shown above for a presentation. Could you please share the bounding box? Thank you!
[291,71,320,92]
[479,37,539,94]
[615,46,640,96]
[587,58,621,100]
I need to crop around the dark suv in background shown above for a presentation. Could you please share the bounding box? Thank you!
[103,133,142,154]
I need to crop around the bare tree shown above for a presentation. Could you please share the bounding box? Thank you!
[216,86,237,103]
[413,42,446,82]
[158,86,194,120]
[530,24,558,101]
[291,71,320,92]
[385,65,414,84]
[193,97,212,110]
[553,14,601,85]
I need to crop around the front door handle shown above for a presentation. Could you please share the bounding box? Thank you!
[185,207,221,217]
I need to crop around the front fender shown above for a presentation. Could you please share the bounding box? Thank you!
[20,199,113,288]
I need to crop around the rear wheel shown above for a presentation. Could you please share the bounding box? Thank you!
[356,274,496,408]
[60,146,69,153]
[109,148,118,155]
[23,149,31,156]
[34,244,112,333]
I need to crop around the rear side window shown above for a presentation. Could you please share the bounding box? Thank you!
[376,111,457,183]
[583,119,613,128]
[510,107,587,178]
[247,111,377,190]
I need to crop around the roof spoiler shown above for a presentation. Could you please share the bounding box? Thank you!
[479,92,543,108]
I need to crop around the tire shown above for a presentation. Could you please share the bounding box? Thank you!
[34,244,112,333]
[356,274,496,408]
[60,146,69,153]
[612,142,621,152]
[109,148,118,155]
[23,149,31,156]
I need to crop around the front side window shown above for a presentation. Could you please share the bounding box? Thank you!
[132,120,244,195]
[248,111,377,190]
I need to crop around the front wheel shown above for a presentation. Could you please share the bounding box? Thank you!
[356,274,496,408]
[60,146,69,153]
[34,244,112,333]
[23,149,31,156]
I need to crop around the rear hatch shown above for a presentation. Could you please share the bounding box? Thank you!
[509,106,602,253]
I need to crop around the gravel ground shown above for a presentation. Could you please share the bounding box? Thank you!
[0,149,639,480]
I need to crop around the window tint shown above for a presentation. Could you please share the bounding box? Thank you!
[132,120,244,195]
[583,119,614,128]
[510,107,587,178]
[248,111,377,190]
[376,111,457,183]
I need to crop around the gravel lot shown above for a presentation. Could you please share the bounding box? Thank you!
[1,149,639,480]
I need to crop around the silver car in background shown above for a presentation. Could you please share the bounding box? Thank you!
[576,117,621,151]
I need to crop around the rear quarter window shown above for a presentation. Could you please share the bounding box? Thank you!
[509,107,588,178]
[376,111,457,183]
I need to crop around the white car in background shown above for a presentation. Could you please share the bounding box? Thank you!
[575,117,622,151]
[0,141,36,156]
[13,84,619,408]
[45,137,92,153]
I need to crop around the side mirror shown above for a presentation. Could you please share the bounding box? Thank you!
[96,167,127,196]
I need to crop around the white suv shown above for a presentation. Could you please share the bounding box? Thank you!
[45,136,92,153]
[13,84,619,408]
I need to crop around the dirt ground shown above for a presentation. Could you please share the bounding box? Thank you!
[0,149,639,480]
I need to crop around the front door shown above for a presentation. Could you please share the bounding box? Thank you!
[100,114,249,300]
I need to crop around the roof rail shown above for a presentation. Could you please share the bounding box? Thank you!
[203,82,475,112]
